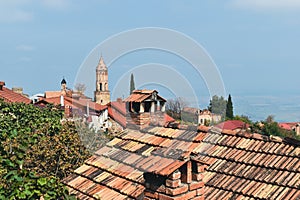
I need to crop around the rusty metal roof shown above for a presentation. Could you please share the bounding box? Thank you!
[64,125,300,199]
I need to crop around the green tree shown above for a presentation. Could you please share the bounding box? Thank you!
[233,115,252,124]
[130,73,135,94]
[208,95,227,119]
[0,100,92,199]
[249,115,300,140]
[226,94,234,119]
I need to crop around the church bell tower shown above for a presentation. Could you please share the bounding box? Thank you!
[94,56,110,105]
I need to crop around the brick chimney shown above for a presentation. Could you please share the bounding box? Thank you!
[12,87,23,95]
[116,97,122,103]
[144,160,206,200]
[124,90,167,129]
[0,81,5,90]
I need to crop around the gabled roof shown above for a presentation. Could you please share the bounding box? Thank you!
[107,105,126,127]
[0,86,31,104]
[64,125,300,200]
[109,100,126,115]
[124,90,166,102]
[215,120,249,131]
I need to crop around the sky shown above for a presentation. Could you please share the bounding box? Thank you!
[1,0,300,121]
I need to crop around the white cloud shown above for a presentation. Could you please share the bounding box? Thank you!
[231,0,300,11]
[16,45,35,51]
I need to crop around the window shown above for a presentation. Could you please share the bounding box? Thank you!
[144,102,151,112]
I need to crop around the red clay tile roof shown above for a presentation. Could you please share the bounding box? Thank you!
[35,97,80,109]
[124,90,166,102]
[64,126,207,199]
[164,113,175,123]
[35,96,107,111]
[64,125,300,199]
[279,123,293,131]
[107,106,126,127]
[71,98,107,111]
[44,91,62,98]
[279,122,300,131]
[193,127,300,199]
[109,101,126,115]
[215,120,250,131]
[0,87,31,104]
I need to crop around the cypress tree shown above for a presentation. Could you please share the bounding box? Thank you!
[226,94,234,119]
[130,73,135,94]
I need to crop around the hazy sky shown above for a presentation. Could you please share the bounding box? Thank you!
[1,1,300,103]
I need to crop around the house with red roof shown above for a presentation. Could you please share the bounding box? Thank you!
[35,78,108,130]
[279,122,300,136]
[215,120,250,132]
[0,81,31,104]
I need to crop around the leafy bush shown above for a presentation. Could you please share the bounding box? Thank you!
[0,100,92,199]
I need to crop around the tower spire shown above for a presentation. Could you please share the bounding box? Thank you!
[94,55,110,105]
[97,54,107,70]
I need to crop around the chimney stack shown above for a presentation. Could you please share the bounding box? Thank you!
[12,87,23,95]
[0,81,5,90]
[144,161,207,200]
[124,90,166,129]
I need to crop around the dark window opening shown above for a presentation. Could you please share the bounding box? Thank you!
[144,102,151,112]
[179,163,188,183]
[192,161,197,173]
[144,172,167,191]
[100,83,102,91]
[132,102,140,113]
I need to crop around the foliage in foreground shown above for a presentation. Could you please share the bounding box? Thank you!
[0,100,95,199]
